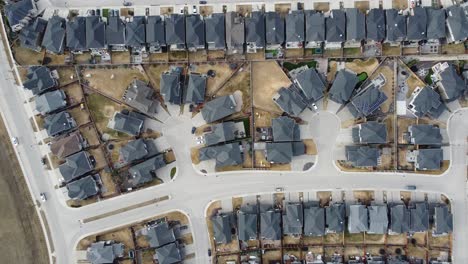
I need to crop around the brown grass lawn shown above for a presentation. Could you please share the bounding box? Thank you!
[345,232,364,244]
[45,52,68,65]
[160,6,173,15]
[96,228,135,255]
[405,74,426,98]
[99,170,118,198]
[285,48,304,58]
[207,50,225,60]
[110,51,131,64]
[324,233,344,245]
[88,147,108,170]
[56,67,77,87]
[373,65,394,113]
[441,43,466,55]
[169,51,188,61]
[253,108,281,128]
[313,2,330,12]
[274,3,291,15]
[195,62,235,96]
[428,234,451,248]
[393,0,408,9]
[353,190,374,204]
[215,64,251,119]
[402,47,419,56]
[143,64,171,93]
[188,50,208,62]
[396,117,416,144]
[236,4,252,16]
[354,1,369,12]
[74,53,92,64]
[199,5,213,16]
[262,250,282,263]
[79,124,101,147]
[345,58,379,75]
[365,234,386,244]
[386,234,407,245]
[304,139,318,155]
[11,42,44,66]
[254,150,270,168]
[383,44,402,56]
[68,106,91,126]
[246,49,265,61]
[344,245,364,259]
[63,83,84,104]
[406,244,427,260]
[149,52,169,62]
[324,48,343,58]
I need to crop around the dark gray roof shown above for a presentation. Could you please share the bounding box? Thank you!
[368,205,388,234]
[348,204,368,233]
[352,121,387,144]
[266,142,293,164]
[211,214,232,244]
[385,9,407,42]
[272,116,300,142]
[146,16,165,47]
[407,7,427,41]
[4,0,34,27]
[42,16,66,54]
[286,11,305,43]
[346,8,366,41]
[23,66,57,95]
[87,241,124,264]
[86,16,106,49]
[225,12,244,50]
[165,14,185,46]
[66,17,87,51]
[155,243,182,264]
[201,95,237,123]
[426,8,446,40]
[237,210,258,241]
[409,86,445,118]
[199,142,242,168]
[204,122,236,146]
[106,16,125,46]
[160,71,182,105]
[434,205,453,235]
[44,111,75,137]
[119,138,149,164]
[124,79,158,115]
[416,148,443,170]
[185,73,206,104]
[108,112,144,136]
[292,141,306,156]
[410,203,429,232]
[283,203,303,235]
[245,11,265,47]
[438,64,465,101]
[345,146,379,167]
[446,6,468,42]
[326,10,346,42]
[273,87,307,116]
[50,132,84,159]
[125,16,146,48]
[59,151,93,182]
[329,69,359,104]
[260,210,281,240]
[350,83,388,117]
[185,15,205,48]
[19,17,47,51]
[205,13,225,49]
[305,11,325,42]
[265,12,285,45]
[304,206,325,236]
[67,175,99,200]
[35,89,67,114]
[390,204,410,233]
[366,9,385,42]
[127,155,166,187]
[294,68,326,102]
[145,222,176,248]
[325,203,345,233]
[408,124,442,145]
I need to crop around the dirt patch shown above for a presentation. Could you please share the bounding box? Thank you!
[262,249,282,263]
[11,42,44,66]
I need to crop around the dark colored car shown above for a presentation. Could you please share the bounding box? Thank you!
[208,249,211,256]
[191,127,196,134]
[199,0,207,4]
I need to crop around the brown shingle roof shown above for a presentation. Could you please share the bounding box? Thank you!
[50,132,84,159]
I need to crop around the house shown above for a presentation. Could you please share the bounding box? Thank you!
[366,9,385,43]
[44,111,76,137]
[107,111,144,136]
[292,67,327,103]
[23,66,58,95]
[348,74,388,117]
[432,62,466,102]
[199,142,243,168]
[123,79,158,115]
[19,17,47,52]
[201,95,238,123]
[245,11,265,53]
[304,204,325,236]
[260,208,281,240]
[225,12,245,55]
[155,242,182,264]
[125,16,146,51]
[325,203,345,233]
[305,11,325,48]
[266,142,293,164]
[211,214,232,244]
[352,121,387,144]
[127,155,166,187]
[185,73,207,104]
[286,11,305,49]
[106,16,126,51]
[283,202,303,236]
[407,148,443,170]
[368,205,388,234]
[146,16,166,53]
[50,132,86,159]
[66,17,87,53]
[86,241,124,264]
[118,138,158,165]
[166,14,186,51]
[265,12,285,50]
[410,203,429,232]
[273,86,307,116]
[345,146,380,167]
[86,16,106,52]
[66,175,99,200]
[345,8,366,47]
[160,68,183,105]
[205,13,225,50]
[42,16,66,54]
[406,124,442,145]
[407,86,445,118]
[348,204,368,233]
[59,151,93,182]
[237,205,258,241]
[433,204,453,235]
[143,222,176,248]
[406,6,427,43]
[389,204,410,234]
[426,8,446,43]
[328,69,359,104]
[35,90,67,115]
[446,6,468,43]
[325,10,346,49]
[185,15,205,51]
[385,9,407,45]
[272,116,300,142]
[204,122,236,146]
[4,0,37,32]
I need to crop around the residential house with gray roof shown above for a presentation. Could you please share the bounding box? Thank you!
[407,124,442,145]
[432,62,466,102]
[389,204,410,234]
[19,17,47,52]
[86,241,124,264]
[345,8,366,47]
[205,13,225,50]
[409,148,443,170]
[127,154,166,187]
[66,17,87,52]
[166,14,186,50]
[211,214,232,244]
[266,142,293,164]
[155,242,182,264]
[4,0,37,32]
[408,86,445,118]
[273,86,307,116]
[368,205,388,234]
[433,204,452,235]
[260,208,281,240]
[106,16,126,51]
[385,9,407,45]
[35,90,67,115]
[118,138,157,166]
[107,111,144,136]
[286,11,305,49]
[125,16,146,50]
[146,16,166,53]
[366,9,385,43]
[410,203,429,232]
[272,116,300,142]
[204,122,236,146]
[349,76,388,117]
[67,175,99,200]
[406,7,427,43]
[345,146,380,167]
[237,206,258,241]
[185,15,205,51]
[304,205,325,236]
[265,12,285,49]
[199,142,243,168]
[305,11,325,48]
[23,66,58,95]
[426,8,446,42]
[50,132,86,159]
[283,202,303,236]
[352,121,387,144]
[44,111,76,137]
[86,16,106,51]
[245,11,265,53]
[225,12,245,55]
[293,68,327,103]
[185,73,207,104]
[42,16,66,54]
[143,222,176,248]
[325,10,346,49]
[160,69,182,105]
[123,79,158,116]
[329,69,359,104]
[348,204,368,233]
[446,6,468,43]
[325,203,345,233]
[59,151,93,182]
[201,95,238,123]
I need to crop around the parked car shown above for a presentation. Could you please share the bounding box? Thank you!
[406,185,417,190]
[41,158,46,166]
[275,187,284,192]
[208,249,211,256]
[40,193,47,202]
[311,103,318,111]
[193,5,197,13]
[191,127,196,134]
[11,137,18,146]
[199,0,207,4]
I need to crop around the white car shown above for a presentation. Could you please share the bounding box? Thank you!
[11,137,18,146]
[40,193,47,202]
[311,103,318,111]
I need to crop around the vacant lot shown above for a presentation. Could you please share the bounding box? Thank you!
[0,116,49,264]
